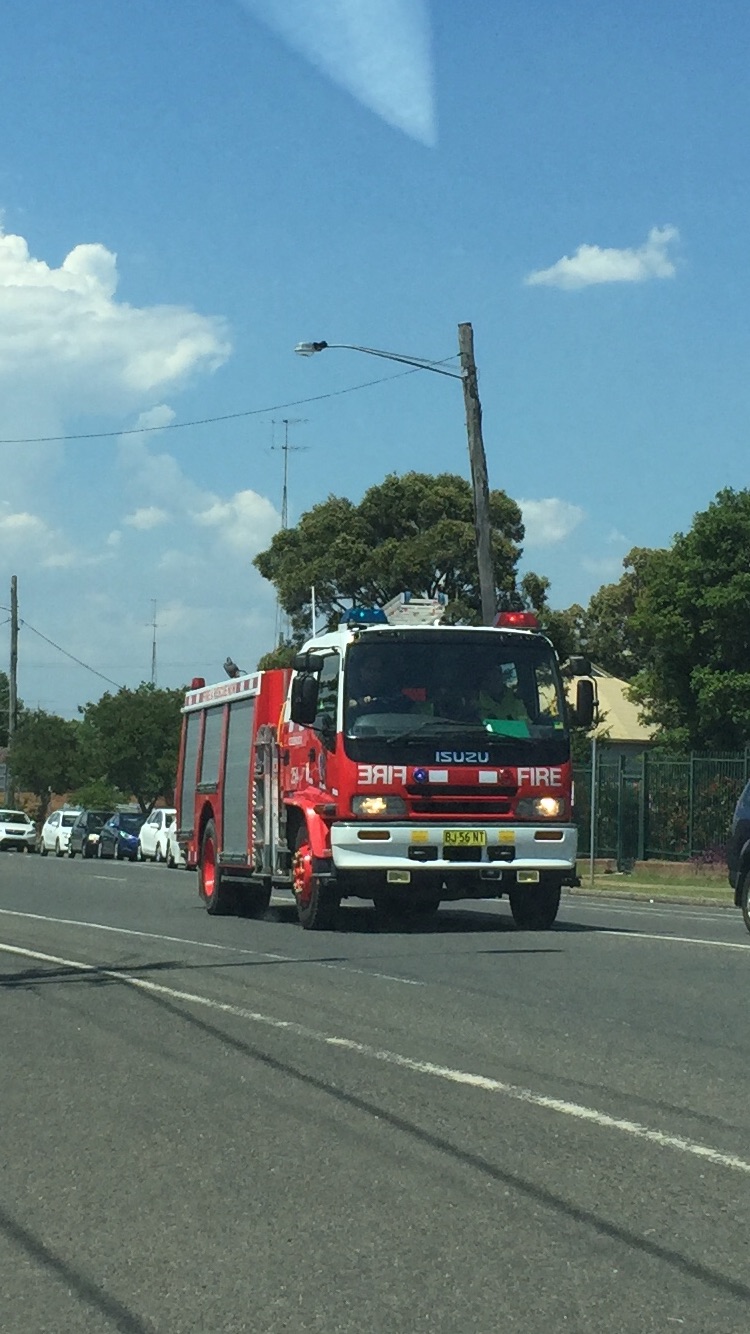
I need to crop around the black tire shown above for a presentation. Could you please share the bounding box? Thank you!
[509,883,561,930]
[68,845,77,858]
[293,826,340,930]
[741,876,750,934]
[55,840,64,858]
[200,819,235,915]
[155,843,164,864]
[40,840,48,857]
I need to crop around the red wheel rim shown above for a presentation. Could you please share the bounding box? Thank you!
[203,833,216,898]
[293,840,314,907]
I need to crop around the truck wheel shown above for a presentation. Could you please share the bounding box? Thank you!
[200,819,234,915]
[293,826,340,930]
[741,876,750,934]
[509,883,561,930]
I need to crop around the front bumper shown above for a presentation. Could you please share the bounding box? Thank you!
[330,822,577,872]
[0,833,36,851]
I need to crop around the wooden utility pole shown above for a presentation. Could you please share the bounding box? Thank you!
[458,323,496,625]
[7,575,18,806]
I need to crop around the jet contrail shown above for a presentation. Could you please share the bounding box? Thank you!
[238,0,436,145]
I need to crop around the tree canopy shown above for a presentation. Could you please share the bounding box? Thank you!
[79,683,185,814]
[254,470,526,639]
[626,489,750,750]
[9,710,82,816]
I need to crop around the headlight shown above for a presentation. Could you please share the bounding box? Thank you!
[516,796,566,820]
[87,833,100,842]
[352,794,408,819]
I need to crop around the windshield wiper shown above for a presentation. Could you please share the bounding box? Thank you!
[385,719,499,746]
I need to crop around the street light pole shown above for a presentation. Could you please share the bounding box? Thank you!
[295,325,497,624]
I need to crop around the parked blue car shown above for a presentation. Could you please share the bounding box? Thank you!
[97,811,144,862]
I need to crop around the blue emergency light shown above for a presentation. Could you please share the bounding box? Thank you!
[340,607,388,625]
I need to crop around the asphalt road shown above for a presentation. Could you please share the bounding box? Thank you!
[1,852,749,1334]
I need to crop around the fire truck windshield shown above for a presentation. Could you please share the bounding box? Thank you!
[343,633,567,743]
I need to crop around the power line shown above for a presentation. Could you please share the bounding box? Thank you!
[19,620,124,690]
[0,358,459,445]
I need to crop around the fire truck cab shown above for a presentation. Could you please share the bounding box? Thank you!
[175,608,593,930]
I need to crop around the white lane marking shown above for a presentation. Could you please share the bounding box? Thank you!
[1,938,748,1177]
[0,908,423,987]
[603,929,750,953]
[565,899,732,925]
[92,876,128,883]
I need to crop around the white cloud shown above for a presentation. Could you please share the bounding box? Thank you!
[0,505,77,568]
[124,506,170,531]
[520,498,584,546]
[193,489,280,556]
[240,0,436,144]
[0,227,231,408]
[525,226,679,290]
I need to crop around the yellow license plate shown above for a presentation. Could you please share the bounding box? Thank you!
[443,829,487,847]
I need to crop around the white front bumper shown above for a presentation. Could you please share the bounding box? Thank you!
[330,823,577,872]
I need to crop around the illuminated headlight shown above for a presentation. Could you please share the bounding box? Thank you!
[352,794,408,819]
[87,833,100,842]
[516,796,565,819]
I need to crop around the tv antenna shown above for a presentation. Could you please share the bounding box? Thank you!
[271,419,308,645]
[271,417,308,531]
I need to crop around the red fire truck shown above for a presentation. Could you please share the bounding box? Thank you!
[175,608,593,930]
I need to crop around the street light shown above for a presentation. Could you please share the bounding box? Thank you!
[294,324,496,625]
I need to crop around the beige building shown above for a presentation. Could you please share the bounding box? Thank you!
[567,667,656,757]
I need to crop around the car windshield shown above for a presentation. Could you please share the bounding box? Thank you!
[61,813,79,827]
[119,814,142,833]
[0,810,28,823]
[86,813,108,830]
[343,633,565,740]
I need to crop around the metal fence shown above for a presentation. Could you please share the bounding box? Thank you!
[573,747,750,866]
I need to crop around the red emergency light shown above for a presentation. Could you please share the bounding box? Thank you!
[493,611,539,630]
[191,677,206,689]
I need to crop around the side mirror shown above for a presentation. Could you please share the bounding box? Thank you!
[572,678,596,730]
[292,651,325,674]
[290,675,319,725]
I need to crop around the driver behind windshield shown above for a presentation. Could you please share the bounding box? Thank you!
[348,650,403,711]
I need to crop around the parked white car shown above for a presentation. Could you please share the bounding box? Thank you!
[138,808,177,863]
[0,809,36,852]
[39,808,82,857]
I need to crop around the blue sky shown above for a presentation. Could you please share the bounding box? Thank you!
[1,0,748,716]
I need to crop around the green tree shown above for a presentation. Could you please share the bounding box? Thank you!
[0,670,25,748]
[79,683,184,814]
[257,641,298,671]
[580,547,659,680]
[253,471,525,640]
[517,573,586,665]
[8,710,82,818]
[627,489,750,749]
[70,778,126,811]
